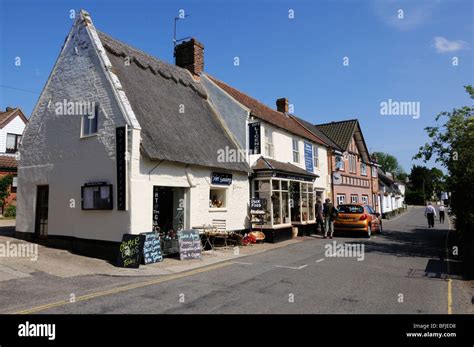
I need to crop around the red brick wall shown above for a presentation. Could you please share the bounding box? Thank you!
[0,171,17,213]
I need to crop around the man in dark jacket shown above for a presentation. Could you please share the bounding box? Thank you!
[323,198,338,239]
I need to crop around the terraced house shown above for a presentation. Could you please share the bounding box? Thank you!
[296,119,380,212]
[199,74,331,241]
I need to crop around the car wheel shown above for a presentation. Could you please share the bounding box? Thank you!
[366,224,371,238]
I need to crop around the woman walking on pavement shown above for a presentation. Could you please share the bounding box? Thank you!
[424,202,437,228]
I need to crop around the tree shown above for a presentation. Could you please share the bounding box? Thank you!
[373,152,406,178]
[414,85,474,277]
[405,165,446,204]
[0,174,13,215]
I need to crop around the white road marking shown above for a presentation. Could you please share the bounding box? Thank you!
[231,261,253,265]
[275,264,308,270]
[315,259,325,263]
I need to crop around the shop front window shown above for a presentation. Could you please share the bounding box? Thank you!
[254,179,271,225]
[210,188,227,208]
[290,181,301,222]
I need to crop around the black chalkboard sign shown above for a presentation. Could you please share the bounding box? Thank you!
[117,234,145,268]
[177,229,202,261]
[141,232,163,264]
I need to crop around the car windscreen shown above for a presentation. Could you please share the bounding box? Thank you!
[338,205,364,214]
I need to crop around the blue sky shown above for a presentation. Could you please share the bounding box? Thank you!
[0,0,472,172]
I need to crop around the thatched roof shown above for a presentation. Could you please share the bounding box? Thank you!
[98,31,251,173]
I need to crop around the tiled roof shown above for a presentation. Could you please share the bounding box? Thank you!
[0,155,17,169]
[314,119,359,151]
[206,76,328,146]
[291,116,341,150]
[252,156,318,178]
[0,108,27,128]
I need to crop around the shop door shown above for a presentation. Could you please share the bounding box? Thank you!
[35,185,49,238]
[152,186,186,256]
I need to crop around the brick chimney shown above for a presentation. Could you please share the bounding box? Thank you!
[175,38,204,77]
[276,98,289,113]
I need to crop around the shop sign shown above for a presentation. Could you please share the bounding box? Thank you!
[304,141,314,173]
[152,186,159,232]
[211,172,233,185]
[117,234,145,268]
[116,126,127,210]
[178,229,202,261]
[248,122,261,154]
[141,232,163,264]
[250,198,266,214]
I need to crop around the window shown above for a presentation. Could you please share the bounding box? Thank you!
[361,195,369,204]
[372,166,377,177]
[210,188,227,209]
[313,145,319,168]
[336,194,346,206]
[264,127,274,157]
[349,154,357,173]
[292,139,299,163]
[82,184,113,210]
[351,194,358,203]
[335,155,344,170]
[254,179,271,225]
[81,104,99,137]
[361,163,367,176]
[11,176,18,193]
[6,133,21,153]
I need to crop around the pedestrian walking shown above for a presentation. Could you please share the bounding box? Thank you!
[315,199,325,235]
[323,198,338,239]
[438,205,445,224]
[424,202,437,228]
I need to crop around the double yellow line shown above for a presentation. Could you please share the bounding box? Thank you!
[13,262,231,314]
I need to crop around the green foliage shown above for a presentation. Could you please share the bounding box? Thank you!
[405,165,446,204]
[4,204,16,217]
[0,174,13,202]
[373,152,405,178]
[414,85,474,277]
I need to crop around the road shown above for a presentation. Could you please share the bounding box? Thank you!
[1,206,472,314]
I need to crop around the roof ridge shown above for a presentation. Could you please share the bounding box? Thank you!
[207,75,283,117]
[207,75,327,146]
[315,118,359,127]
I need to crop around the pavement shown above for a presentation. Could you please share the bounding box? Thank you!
[0,207,472,314]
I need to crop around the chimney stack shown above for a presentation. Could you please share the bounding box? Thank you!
[175,38,204,77]
[276,98,289,113]
[5,107,14,112]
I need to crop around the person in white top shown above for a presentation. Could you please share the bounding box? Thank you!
[424,202,437,228]
[438,205,446,224]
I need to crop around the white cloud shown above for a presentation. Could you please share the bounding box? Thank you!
[371,0,439,31]
[433,36,469,53]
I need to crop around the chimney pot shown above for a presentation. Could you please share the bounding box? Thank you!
[276,98,289,113]
[175,38,204,77]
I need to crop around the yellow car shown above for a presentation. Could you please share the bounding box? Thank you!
[334,204,382,238]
